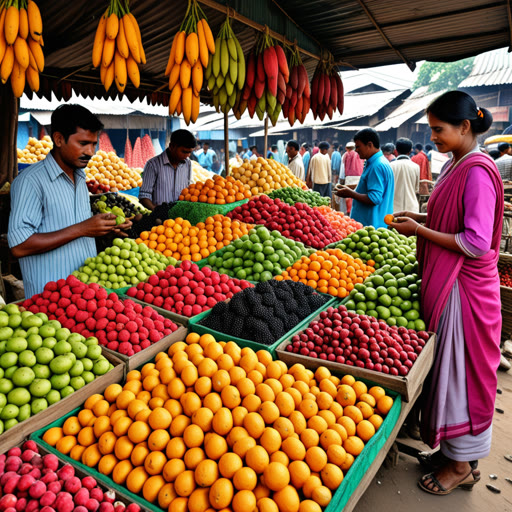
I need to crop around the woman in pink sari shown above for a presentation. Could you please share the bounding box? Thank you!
[390,91,503,496]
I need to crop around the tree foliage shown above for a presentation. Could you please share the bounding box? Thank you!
[412,57,475,92]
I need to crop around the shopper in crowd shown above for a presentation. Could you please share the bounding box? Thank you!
[412,143,432,195]
[8,105,131,297]
[495,142,512,181]
[382,143,396,162]
[330,144,342,183]
[267,145,279,160]
[312,140,320,155]
[390,137,420,213]
[242,145,256,160]
[335,128,394,228]
[194,142,216,172]
[300,143,311,176]
[489,149,500,160]
[425,143,434,162]
[390,90,503,496]
[306,141,332,198]
[341,141,364,213]
[285,140,305,181]
[139,129,196,210]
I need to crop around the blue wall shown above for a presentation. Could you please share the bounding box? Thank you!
[17,117,41,149]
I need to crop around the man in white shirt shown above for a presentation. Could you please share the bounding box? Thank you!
[285,140,305,181]
[306,141,332,197]
[495,142,512,182]
[390,138,420,213]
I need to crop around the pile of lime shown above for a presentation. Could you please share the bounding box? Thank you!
[332,227,417,271]
[73,238,177,289]
[344,265,426,330]
[206,226,314,282]
[0,304,113,433]
[267,187,330,207]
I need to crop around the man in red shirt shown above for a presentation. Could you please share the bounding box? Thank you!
[411,143,432,195]
[341,141,364,212]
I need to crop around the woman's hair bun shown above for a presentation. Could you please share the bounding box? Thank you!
[472,107,493,134]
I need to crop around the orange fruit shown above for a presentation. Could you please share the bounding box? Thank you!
[203,392,223,413]
[299,500,322,512]
[257,497,279,512]
[174,470,196,497]
[220,385,241,409]
[212,407,233,436]
[98,431,117,455]
[302,475,323,498]
[337,416,356,437]
[104,383,123,403]
[78,409,96,427]
[245,445,270,474]
[158,482,177,509]
[343,436,365,456]
[341,453,355,472]
[163,458,186,483]
[359,393,377,407]
[300,428,320,449]
[70,444,86,462]
[232,406,248,427]
[62,417,81,436]
[98,453,117,475]
[369,386,386,402]
[127,400,147,420]
[192,407,214,432]
[209,478,234,509]
[336,385,356,407]
[188,487,210,512]
[356,401,374,420]
[320,463,344,490]
[166,437,187,460]
[168,496,188,512]
[263,462,290,491]
[319,428,342,450]
[232,490,256,512]
[233,466,258,491]
[376,395,394,415]
[56,436,77,455]
[131,442,150,466]
[183,424,205,448]
[281,437,306,461]
[233,437,256,459]
[299,399,318,419]
[227,426,249,447]
[218,452,243,479]
[254,483,271,501]
[126,466,149,494]
[273,485,300,512]
[259,401,280,424]
[112,460,134,485]
[305,446,328,472]
[270,451,289,466]
[148,407,172,430]
[288,410,306,434]
[356,419,376,441]
[77,426,96,447]
[307,416,328,434]
[368,414,384,431]
[273,417,295,439]
[243,412,265,439]
[326,444,347,466]
[170,415,191,437]
[194,459,219,487]
[275,392,295,417]
[184,447,206,470]
[128,421,151,444]
[259,427,282,455]
[204,433,228,460]
[352,381,367,399]
[343,405,364,425]
[145,451,168,476]
[289,460,311,488]
[311,486,332,507]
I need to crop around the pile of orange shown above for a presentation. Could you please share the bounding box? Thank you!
[136,215,253,261]
[179,175,252,204]
[275,249,375,298]
[43,332,394,512]
[314,206,364,240]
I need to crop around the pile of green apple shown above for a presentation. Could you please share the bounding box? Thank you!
[0,304,113,434]
[73,238,177,290]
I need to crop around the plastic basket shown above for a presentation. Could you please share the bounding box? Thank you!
[187,295,337,357]
[168,199,249,225]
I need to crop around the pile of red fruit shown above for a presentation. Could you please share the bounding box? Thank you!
[499,262,512,287]
[86,179,110,195]
[126,260,253,317]
[0,441,139,512]
[285,304,430,376]
[21,275,179,356]
[227,195,341,249]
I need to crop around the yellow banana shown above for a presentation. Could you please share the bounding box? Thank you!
[182,86,192,124]
[212,38,221,77]
[14,37,29,69]
[26,65,39,91]
[229,57,237,86]
[192,60,203,96]
[27,1,42,41]
[122,15,140,64]
[10,60,25,97]
[197,20,208,68]
[114,51,127,90]
[19,8,29,39]
[92,12,107,68]
[227,38,237,61]
[168,63,180,90]
[180,59,191,89]
[116,18,129,59]
[127,13,145,65]
[185,32,199,66]
[235,38,245,90]
[104,61,114,91]
[126,55,140,87]
[169,82,182,114]
[174,31,185,65]
[102,37,115,68]
[5,5,19,45]
[0,9,6,65]
[28,38,44,71]
[165,33,178,76]
[0,45,14,84]
[191,92,200,123]
[106,13,119,40]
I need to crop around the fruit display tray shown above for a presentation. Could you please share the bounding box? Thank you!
[187,295,337,357]
[32,379,402,512]
[100,324,188,372]
[1,440,146,510]
[275,313,436,402]
[0,350,125,452]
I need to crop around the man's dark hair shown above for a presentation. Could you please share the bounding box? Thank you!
[301,143,309,150]
[382,143,395,153]
[170,129,196,148]
[395,138,413,155]
[415,143,423,151]
[498,142,511,153]
[287,140,299,151]
[318,141,330,150]
[489,149,501,160]
[271,145,278,151]
[338,145,343,151]
[354,128,380,149]
[203,142,210,147]
[51,104,103,142]
[425,144,433,151]
[250,145,258,151]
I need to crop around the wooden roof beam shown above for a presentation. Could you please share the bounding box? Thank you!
[355,0,415,71]
[507,0,512,52]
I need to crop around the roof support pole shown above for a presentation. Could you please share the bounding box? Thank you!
[224,111,230,176]
[355,0,416,71]
[0,86,19,186]
[264,116,269,163]
[507,0,512,51]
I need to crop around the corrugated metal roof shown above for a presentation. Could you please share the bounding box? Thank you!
[373,87,446,131]
[16,0,512,105]
[459,47,512,87]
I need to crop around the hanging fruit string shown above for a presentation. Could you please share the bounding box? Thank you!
[283,44,310,126]
[92,0,145,94]
[310,50,344,121]
[205,15,245,115]
[241,28,289,126]
[166,0,215,124]
[0,0,43,97]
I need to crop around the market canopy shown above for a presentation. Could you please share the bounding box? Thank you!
[14,0,512,104]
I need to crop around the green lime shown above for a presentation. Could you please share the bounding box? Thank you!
[405,310,420,321]
[378,294,392,307]
[376,306,390,320]
[415,319,427,331]
[389,306,402,317]
[344,300,356,311]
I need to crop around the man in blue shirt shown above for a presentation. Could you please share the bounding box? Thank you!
[195,142,216,172]
[8,105,131,297]
[300,143,311,176]
[331,144,342,182]
[335,128,394,229]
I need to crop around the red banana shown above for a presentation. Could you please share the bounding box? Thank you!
[246,52,256,89]
[263,46,278,97]
[275,44,289,82]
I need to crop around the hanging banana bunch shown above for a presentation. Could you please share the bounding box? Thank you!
[92,0,145,93]
[205,16,245,116]
[166,0,215,124]
[282,45,310,126]
[0,0,43,97]
[310,52,344,121]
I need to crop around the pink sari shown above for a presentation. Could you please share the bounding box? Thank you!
[417,152,503,445]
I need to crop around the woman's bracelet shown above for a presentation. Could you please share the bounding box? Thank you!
[415,224,422,237]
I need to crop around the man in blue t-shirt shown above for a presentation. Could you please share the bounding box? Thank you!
[334,128,394,229]
[195,142,216,171]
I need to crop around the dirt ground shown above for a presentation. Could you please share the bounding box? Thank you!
[356,368,512,511]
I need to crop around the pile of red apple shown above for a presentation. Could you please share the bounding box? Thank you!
[126,260,253,317]
[0,441,139,512]
[228,196,342,249]
[21,275,179,356]
[285,304,430,376]
[86,179,110,194]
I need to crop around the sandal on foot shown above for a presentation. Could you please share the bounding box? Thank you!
[418,470,480,495]
[416,451,450,471]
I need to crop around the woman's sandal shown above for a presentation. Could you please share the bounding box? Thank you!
[418,469,481,496]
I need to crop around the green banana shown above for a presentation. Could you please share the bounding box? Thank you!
[229,57,237,86]
[256,105,265,121]
[220,40,229,77]
[213,94,220,112]
[205,56,212,80]
[266,91,277,112]
[212,38,221,77]
[257,94,266,111]
[219,86,228,107]
[235,38,245,91]
[228,89,237,107]
[225,75,234,96]
[227,37,237,61]
[216,74,224,88]
[207,74,216,91]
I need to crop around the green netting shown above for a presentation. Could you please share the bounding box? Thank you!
[167,199,248,225]
[188,296,336,357]
[102,285,130,296]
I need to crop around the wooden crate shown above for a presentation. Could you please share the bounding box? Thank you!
[275,311,436,402]
[0,350,125,451]
[101,324,188,371]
